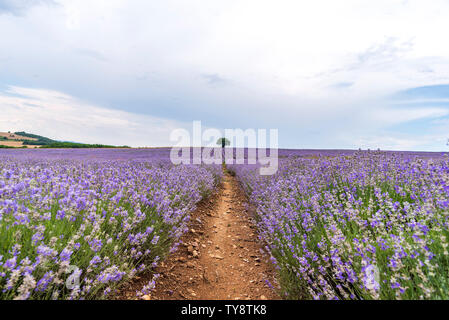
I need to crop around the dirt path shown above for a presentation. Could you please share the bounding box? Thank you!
[117,172,279,300]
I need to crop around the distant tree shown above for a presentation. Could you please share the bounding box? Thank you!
[216,137,230,148]
[217,137,230,166]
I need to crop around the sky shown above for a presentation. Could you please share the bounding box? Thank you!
[1,0,449,150]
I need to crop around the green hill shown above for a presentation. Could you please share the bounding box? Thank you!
[14,131,56,146]
[13,131,130,148]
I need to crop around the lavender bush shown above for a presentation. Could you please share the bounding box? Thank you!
[230,150,449,299]
[0,150,221,300]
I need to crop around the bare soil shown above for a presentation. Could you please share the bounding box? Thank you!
[0,132,37,140]
[117,172,279,300]
[0,141,25,147]
[0,141,40,148]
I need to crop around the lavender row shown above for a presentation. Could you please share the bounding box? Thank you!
[0,150,222,300]
[230,151,449,299]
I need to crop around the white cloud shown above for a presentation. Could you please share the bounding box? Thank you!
[0,86,190,147]
[367,106,449,125]
[1,0,449,150]
[0,0,55,16]
[4,0,449,95]
[351,134,448,152]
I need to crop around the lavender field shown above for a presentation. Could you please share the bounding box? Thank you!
[0,149,221,300]
[2,148,449,300]
[230,150,449,299]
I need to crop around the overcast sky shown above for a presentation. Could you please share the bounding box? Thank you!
[1,0,449,150]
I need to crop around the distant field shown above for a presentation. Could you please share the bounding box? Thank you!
[0,132,39,148]
[0,132,37,141]
[0,141,40,148]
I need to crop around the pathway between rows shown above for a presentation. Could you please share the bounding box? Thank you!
[119,172,279,300]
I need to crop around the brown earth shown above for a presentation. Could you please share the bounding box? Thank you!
[0,132,37,140]
[116,172,280,300]
[0,141,25,147]
[0,140,40,148]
